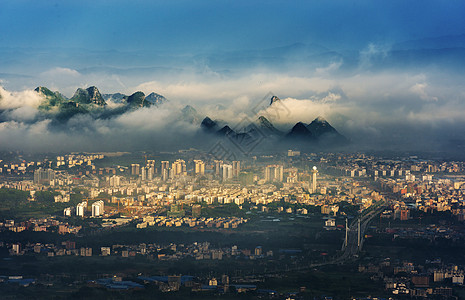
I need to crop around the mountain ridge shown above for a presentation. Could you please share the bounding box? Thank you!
[34,86,168,122]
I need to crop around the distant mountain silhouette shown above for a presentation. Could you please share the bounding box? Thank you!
[218,125,235,136]
[182,105,202,124]
[200,114,348,149]
[102,93,127,103]
[270,96,280,105]
[286,122,315,140]
[201,117,218,131]
[145,92,167,106]
[126,91,150,108]
[71,86,106,106]
[306,116,348,146]
[307,116,338,136]
[33,86,168,123]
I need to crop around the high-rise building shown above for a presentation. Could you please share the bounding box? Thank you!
[161,161,170,173]
[265,166,273,182]
[194,160,205,175]
[76,202,87,217]
[311,166,318,193]
[131,164,140,176]
[162,168,169,181]
[109,175,120,187]
[141,167,146,181]
[92,200,104,217]
[265,165,283,182]
[148,166,155,181]
[214,160,223,176]
[160,160,170,171]
[275,165,283,182]
[172,159,186,176]
[33,168,41,184]
[33,168,55,185]
[222,164,233,181]
[232,161,241,177]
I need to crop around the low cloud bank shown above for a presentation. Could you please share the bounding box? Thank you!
[1,43,465,155]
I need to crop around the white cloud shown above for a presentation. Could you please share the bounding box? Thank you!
[8,106,39,121]
[359,43,391,69]
[315,61,343,76]
[0,86,43,109]
[410,83,438,101]
[320,92,341,103]
[41,67,80,77]
[134,73,335,104]
[1,61,465,152]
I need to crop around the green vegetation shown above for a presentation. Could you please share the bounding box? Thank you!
[55,102,90,122]
[0,188,83,220]
[35,86,67,110]
[126,91,150,108]
[200,203,245,218]
[70,87,106,106]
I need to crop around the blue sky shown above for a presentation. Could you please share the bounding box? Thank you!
[2,1,465,51]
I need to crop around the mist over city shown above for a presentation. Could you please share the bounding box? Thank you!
[1,1,465,299]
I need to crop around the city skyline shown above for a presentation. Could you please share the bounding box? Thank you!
[1,149,465,298]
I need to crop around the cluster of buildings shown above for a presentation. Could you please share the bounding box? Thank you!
[5,238,278,263]
[1,154,104,177]
[359,259,464,297]
[63,200,105,218]
[1,152,390,231]
[1,151,465,298]
[0,218,81,234]
[323,153,465,178]
[377,177,465,220]
[136,215,247,229]
[319,153,465,221]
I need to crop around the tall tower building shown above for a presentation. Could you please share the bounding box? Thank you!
[194,160,205,175]
[141,166,146,181]
[311,166,318,193]
[109,175,120,187]
[172,159,186,176]
[131,164,140,176]
[222,164,233,181]
[76,202,87,217]
[232,161,241,177]
[162,168,169,181]
[265,165,284,182]
[214,160,223,176]
[265,165,273,182]
[91,200,104,217]
[161,161,170,174]
[148,166,155,181]
[275,165,283,182]
[34,168,55,185]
